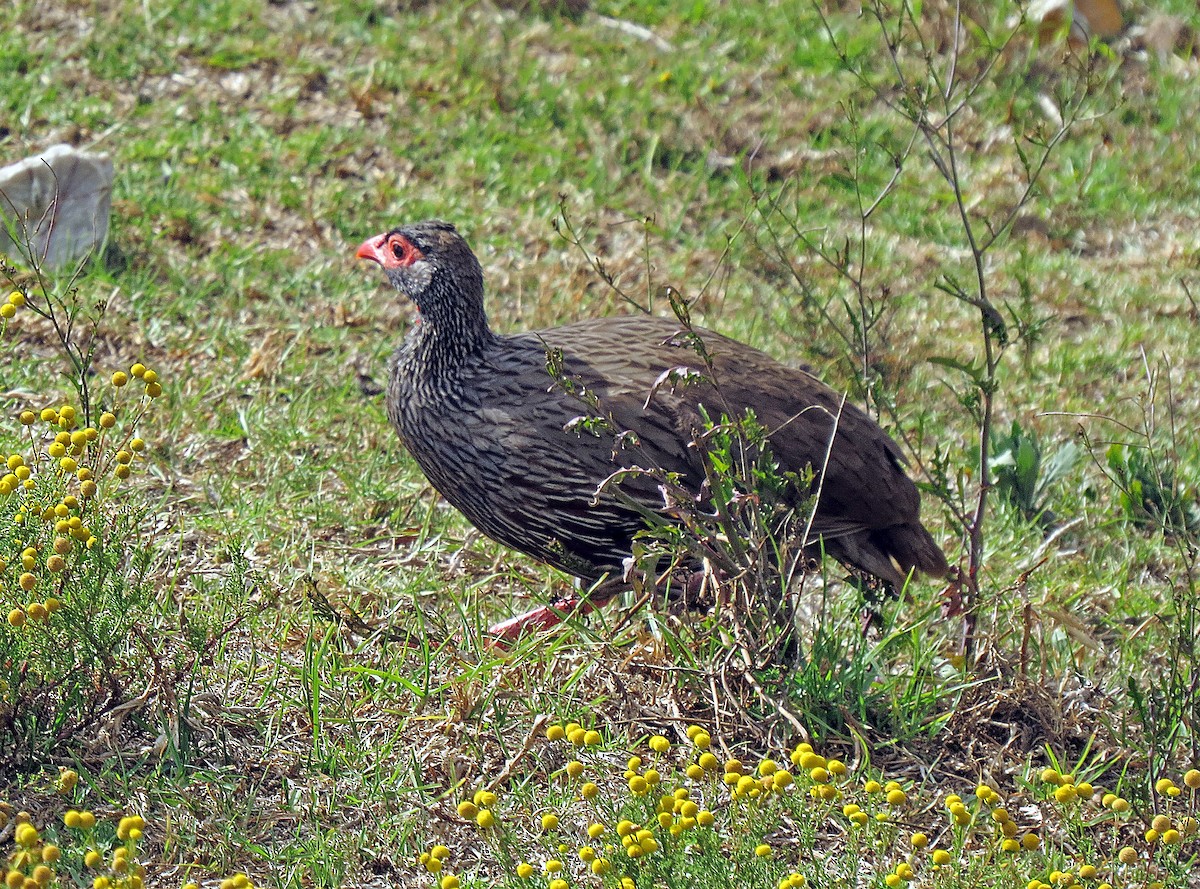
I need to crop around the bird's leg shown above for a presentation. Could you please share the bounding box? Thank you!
[485,576,626,646]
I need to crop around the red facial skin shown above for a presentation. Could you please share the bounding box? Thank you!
[356,232,423,268]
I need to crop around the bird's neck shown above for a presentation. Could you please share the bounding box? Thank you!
[406,298,497,370]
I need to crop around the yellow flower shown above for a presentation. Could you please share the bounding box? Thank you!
[565,760,584,779]
[754,843,771,858]
[117,815,145,840]
[1184,769,1200,789]
[649,735,670,753]
[799,752,827,771]
[581,782,599,800]
[1053,785,1076,804]
[476,810,495,829]
[440,877,459,889]
[910,832,928,849]
[541,814,559,831]
[15,824,40,846]
[7,608,25,627]
[932,849,951,866]
[515,863,534,878]
[583,729,601,746]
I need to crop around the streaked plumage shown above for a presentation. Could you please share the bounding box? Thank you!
[358,220,947,594]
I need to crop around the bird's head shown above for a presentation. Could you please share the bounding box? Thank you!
[355,220,485,321]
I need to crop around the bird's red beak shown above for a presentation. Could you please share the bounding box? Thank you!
[355,234,388,265]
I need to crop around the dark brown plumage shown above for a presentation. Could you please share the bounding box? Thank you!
[357,220,947,622]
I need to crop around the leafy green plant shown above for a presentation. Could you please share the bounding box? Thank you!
[757,0,1116,656]
[990,420,1083,526]
[0,253,170,767]
[1105,443,1200,536]
[1081,357,1200,768]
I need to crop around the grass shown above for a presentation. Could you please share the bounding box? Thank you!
[2,0,1200,886]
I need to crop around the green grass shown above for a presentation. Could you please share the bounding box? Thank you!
[3,0,1200,886]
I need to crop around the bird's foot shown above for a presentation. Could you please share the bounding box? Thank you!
[485,582,627,649]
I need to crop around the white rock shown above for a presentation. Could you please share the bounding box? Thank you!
[0,144,114,270]
[1028,0,1123,45]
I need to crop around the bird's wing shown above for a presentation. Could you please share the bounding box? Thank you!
[534,316,920,535]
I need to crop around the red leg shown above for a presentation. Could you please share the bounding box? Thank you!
[486,588,621,648]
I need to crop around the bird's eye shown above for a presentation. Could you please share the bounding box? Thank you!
[385,235,423,267]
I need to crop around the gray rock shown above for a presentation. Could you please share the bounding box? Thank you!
[0,144,114,270]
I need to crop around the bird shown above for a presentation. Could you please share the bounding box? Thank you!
[356,220,948,638]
